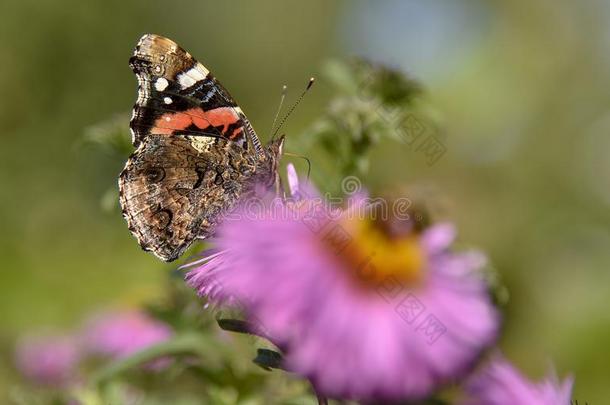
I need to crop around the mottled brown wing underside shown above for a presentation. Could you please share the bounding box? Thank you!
[119,135,258,261]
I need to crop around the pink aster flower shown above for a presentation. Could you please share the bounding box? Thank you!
[460,354,574,405]
[15,333,80,386]
[83,310,173,363]
[186,165,500,401]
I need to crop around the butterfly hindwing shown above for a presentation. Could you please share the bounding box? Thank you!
[119,135,258,262]
[129,34,262,153]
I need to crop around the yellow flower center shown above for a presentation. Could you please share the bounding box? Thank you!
[327,216,426,287]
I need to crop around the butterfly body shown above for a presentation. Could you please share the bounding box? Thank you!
[119,34,283,262]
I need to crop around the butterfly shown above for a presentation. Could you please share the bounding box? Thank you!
[119,34,284,262]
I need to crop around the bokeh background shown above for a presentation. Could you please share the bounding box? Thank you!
[1,0,609,403]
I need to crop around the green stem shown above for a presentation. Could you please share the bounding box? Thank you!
[91,332,209,386]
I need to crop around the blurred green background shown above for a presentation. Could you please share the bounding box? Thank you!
[1,0,609,403]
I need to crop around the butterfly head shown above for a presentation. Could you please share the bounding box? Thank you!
[265,134,285,160]
[255,135,284,192]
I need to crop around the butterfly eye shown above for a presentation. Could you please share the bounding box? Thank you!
[145,167,166,183]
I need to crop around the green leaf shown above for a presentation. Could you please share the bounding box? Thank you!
[217,318,252,334]
[217,318,270,341]
[252,349,284,371]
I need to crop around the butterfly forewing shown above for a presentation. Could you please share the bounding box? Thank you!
[128,34,262,153]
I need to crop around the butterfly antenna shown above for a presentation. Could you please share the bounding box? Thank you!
[271,77,315,139]
[270,84,287,140]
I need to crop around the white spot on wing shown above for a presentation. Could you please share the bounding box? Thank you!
[178,66,209,89]
[187,136,215,153]
[178,73,197,89]
[191,65,208,80]
[164,97,172,104]
[154,78,169,91]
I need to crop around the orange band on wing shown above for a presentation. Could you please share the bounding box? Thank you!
[230,127,244,140]
[153,107,240,136]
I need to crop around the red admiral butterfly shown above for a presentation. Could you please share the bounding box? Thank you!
[119,34,284,261]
